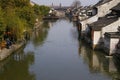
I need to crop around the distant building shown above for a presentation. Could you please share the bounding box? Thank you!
[78,6,94,21]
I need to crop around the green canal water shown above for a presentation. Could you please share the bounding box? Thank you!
[0,19,120,80]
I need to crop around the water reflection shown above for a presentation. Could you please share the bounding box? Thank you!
[0,21,51,80]
[112,54,120,79]
[32,21,50,46]
[0,47,35,80]
[0,19,120,80]
[79,40,120,80]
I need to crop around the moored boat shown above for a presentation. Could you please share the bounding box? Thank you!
[42,15,59,20]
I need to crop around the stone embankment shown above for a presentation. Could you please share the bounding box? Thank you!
[0,20,43,61]
[0,41,25,61]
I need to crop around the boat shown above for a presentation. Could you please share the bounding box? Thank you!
[42,15,59,20]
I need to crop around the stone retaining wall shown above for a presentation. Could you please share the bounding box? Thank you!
[0,42,25,61]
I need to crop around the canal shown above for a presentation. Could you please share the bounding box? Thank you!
[0,19,120,80]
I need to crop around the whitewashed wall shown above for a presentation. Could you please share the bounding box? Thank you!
[101,35,119,55]
[81,16,98,31]
[80,0,120,32]
[97,0,120,17]
[93,31,101,46]
[56,11,65,17]
[110,38,119,55]
[102,19,120,37]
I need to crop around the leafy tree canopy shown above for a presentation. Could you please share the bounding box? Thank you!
[0,0,50,40]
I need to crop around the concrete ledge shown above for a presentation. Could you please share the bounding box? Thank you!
[0,42,25,61]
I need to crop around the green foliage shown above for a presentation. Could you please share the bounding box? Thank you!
[33,22,49,46]
[33,4,50,17]
[4,12,26,39]
[33,4,41,16]
[0,0,50,40]
[0,7,5,37]
[0,7,5,29]
[39,5,50,16]
[16,6,36,28]
[14,0,30,8]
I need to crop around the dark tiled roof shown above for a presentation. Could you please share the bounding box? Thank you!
[104,32,120,38]
[89,16,118,31]
[111,3,120,11]
[94,0,112,7]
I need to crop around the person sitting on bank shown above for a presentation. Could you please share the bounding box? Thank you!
[6,38,12,49]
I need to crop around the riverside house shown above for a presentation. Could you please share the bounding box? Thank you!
[104,3,120,55]
[86,3,120,51]
[104,31,120,55]
[80,0,120,32]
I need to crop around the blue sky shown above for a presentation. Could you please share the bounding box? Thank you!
[31,0,100,6]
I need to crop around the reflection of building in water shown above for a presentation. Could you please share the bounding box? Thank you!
[109,58,117,73]
[48,22,54,28]
[78,40,120,79]
[92,52,100,72]
[0,48,35,80]
[78,41,88,61]
[0,48,25,73]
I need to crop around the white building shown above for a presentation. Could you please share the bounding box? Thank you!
[81,2,120,50]
[104,32,120,55]
[88,16,119,49]
[80,0,120,32]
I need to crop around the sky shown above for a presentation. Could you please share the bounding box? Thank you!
[31,0,100,6]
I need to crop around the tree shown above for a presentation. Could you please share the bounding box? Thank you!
[0,0,50,41]
[14,0,30,8]
[0,7,5,37]
[0,0,15,9]
[16,6,36,27]
[0,7,5,29]
[33,5,50,16]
